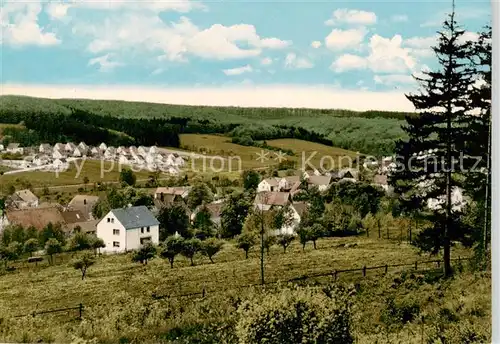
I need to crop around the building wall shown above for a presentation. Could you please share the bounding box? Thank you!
[96,212,127,253]
[126,225,160,250]
[257,181,271,193]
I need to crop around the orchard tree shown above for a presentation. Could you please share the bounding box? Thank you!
[90,236,105,256]
[161,235,184,268]
[241,170,261,191]
[187,182,213,210]
[45,238,63,265]
[24,238,39,257]
[220,192,252,238]
[201,237,224,263]
[73,252,95,280]
[276,233,294,253]
[158,204,190,240]
[236,232,257,259]
[180,238,202,266]
[131,241,157,265]
[119,168,136,186]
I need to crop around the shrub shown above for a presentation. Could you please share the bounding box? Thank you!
[381,296,420,327]
[236,285,354,344]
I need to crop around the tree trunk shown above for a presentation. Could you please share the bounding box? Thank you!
[190,257,194,266]
[81,268,86,280]
[245,250,248,259]
[313,240,317,249]
[169,258,174,268]
[283,246,286,253]
[209,256,214,264]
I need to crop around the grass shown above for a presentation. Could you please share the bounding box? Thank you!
[0,159,152,188]
[0,234,484,344]
[179,134,358,172]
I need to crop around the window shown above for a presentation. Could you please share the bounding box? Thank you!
[141,227,144,234]
[113,241,120,247]
[111,218,114,223]
[140,237,151,245]
[147,226,150,233]
[107,218,110,223]
[113,229,120,235]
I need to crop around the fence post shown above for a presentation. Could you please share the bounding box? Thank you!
[79,303,83,319]
[385,264,388,274]
[362,266,366,277]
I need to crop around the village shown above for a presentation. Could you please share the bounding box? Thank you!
[0,141,186,174]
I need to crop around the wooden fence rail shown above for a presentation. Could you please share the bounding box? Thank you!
[14,303,84,319]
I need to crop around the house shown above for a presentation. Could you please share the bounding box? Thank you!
[33,154,50,166]
[278,175,301,192]
[306,175,332,192]
[257,178,280,193]
[273,202,307,235]
[67,195,100,221]
[61,210,89,232]
[52,149,66,160]
[99,143,107,151]
[372,174,390,192]
[10,189,39,208]
[90,146,100,156]
[6,143,23,154]
[39,143,51,154]
[138,146,149,156]
[427,187,467,212]
[338,168,359,182]
[149,146,158,154]
[96,205,160,253]
[104,147,116,159]
[73,147,84,157]
[129,146,138,155]
[154,187,191,200]
[53,143,65,152]
[21,156,34,169]
[5,207,66,230]
[254,191,291,211]
[53,158,69,171]
[175,156,185,167]
[65,142,76,153]
[118,155,130,165]
[78,142,89,151]
[190,201,225,226]
[68,219,99,235]
[302,169,321,179]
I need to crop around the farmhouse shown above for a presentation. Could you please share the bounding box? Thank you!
[6,143,23,154]
[96,205,160,253]
[306,175,332,191]
[154,187,191,200]
[10,189,39,209]
[78,142,89,151]
[254,191,292,211]
[52,149,66,160]
[190,201,225,227]
[39,143,51,154]
[65,142,76,152]
[272,202,308,235]
[99,143,107,151]
[53,158,69,171]
[257,178,280,193]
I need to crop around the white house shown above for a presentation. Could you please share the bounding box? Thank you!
[65,142,76,153]
[53,158,69,171]
[118,155,130,165]
[78,142,89,151]
[174,156,185,167]
[53,143,65,152]
[39,143,51,154]
[6,143,23,154]
[11,189,39,208]
[138,146,149,156]
[149,146,158,155]
[307,175,332,192]
[52,149,65,160]
[104,147,116,160]
[33,154,50,166]
[99,143,107,151]
[257,178,280,193]
[73,147,84,157]
[273,202,307,236]
[96,205,160,253]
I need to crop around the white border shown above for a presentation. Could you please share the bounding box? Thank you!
[492,0,499,343]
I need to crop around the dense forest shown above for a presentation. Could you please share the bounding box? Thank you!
[0,95,412,155]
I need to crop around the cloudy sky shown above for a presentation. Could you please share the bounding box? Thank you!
[0,0,491,111]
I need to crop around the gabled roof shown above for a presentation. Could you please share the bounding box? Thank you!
[281,175,301,184]
[61,210,87,224]
[68,195,99,219]
[6,207,65,230]
[307,175,331,186]
[13,189,38,203]
[7,143,20,149]
[254,192,290,206]
[109,205,159,229]
[261,178,280,187]
[291,202,308,217]
[39,143,51,150]
[155,187,191,197]
[194,202,225,218]
[339,168,360,179]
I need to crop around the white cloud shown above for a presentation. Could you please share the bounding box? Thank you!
[45,3,70,20]
[1,84,416,112]
[284,53,314,69]
[223,65,253,76]
[88,54,123,72]
[325,28,367,51]
[325,9,377,26]
[74,15,288,62]
[311,41,322,49]
[330,54,367,73]
[459,31,480,43]
[1,3,61,46]
[367,34,416,73]
[374,74,415,85]
[404,35,437,58]
[261,57,273,65]
[391,14,408,23]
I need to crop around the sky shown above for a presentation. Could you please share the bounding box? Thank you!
[0,0,491,111]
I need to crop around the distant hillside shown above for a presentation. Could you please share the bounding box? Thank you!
[0,95,409,156]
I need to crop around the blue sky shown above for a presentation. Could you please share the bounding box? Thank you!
[0,0,491,110]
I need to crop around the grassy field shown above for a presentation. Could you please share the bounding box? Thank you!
[0,234,485,343]
[0,159,153,189]
[179,134,358,172]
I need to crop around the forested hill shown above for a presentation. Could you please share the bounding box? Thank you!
[0,95,411,156]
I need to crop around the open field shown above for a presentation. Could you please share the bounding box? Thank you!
[179,134,359,171]
[0,235,484,343]
[0,159,152,189]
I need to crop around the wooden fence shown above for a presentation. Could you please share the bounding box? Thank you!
[14,303,84,320]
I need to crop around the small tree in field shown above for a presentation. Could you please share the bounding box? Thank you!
[201,238,224,263]
[276,234,294,253]
[180,238,202,266]
[161,236,184,268]
[297,227,310,251]
[263,235,276,256]
[131,242,157,265]
[24,238,39,257]
[68,232,92,252]
[119,168,136,186]
[45,238,62,265]
[90,236,105,256]
[72,252,95,280]
[236,232,257,259]
[309,223,324,249]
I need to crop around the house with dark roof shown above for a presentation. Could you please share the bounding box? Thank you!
[67,195,100,220]
[96,205,160,253]
[10,189,39,209]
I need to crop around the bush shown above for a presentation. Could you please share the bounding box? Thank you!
[236,285,354,344]
[381,296,421,327]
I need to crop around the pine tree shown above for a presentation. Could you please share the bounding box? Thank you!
[391,5,475,277]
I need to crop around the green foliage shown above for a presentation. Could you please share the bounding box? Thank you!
[72,252,95,280]
[296,227,310,251]
[160,235,185,268]
[220,192,252,238]
[235,232,257,259]
[192,205,215,235]
[23,238,39,257]
[241,170,261,191]
[325,181,384,218]
[158,204,190,240]
[186,182,213,210]
[180,238,202,266]
[236,285,354,344]
[381,296,421,327]
[201,238,224,263]
[119,168,136,186]
[44,238,63,265]
[68,232,92,252]
[131,242,157,265]
[89,236,105,256]
[276,233,294,253]
[39,223,66,247]
[308,223,325,249]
